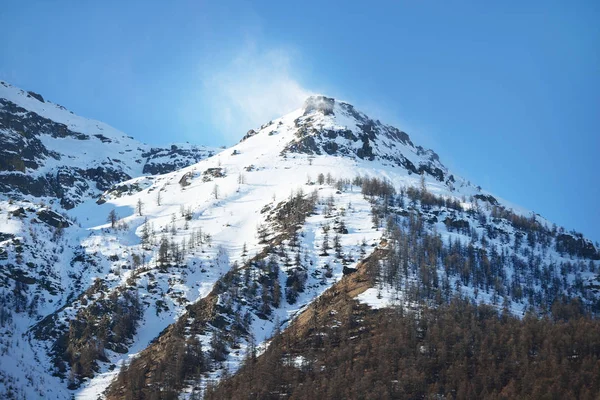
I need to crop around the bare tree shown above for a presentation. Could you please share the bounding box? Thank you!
[107,209,118,228]
[212,184,220,199]
[137,198,144,216]
[317,173,325,185]
[326,172,333,185]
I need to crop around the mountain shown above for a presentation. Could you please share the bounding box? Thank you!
[0,89,598,399]
[0,81,217,209]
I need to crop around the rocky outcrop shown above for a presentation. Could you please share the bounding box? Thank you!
[283,96,449,182]
[142,145,214,175]
[474,194,499,206]
[36,209,72,228]
[202,167,226,182]
[556,233,599,260]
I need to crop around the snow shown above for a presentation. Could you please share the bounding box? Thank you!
[0,209,21,235]
[1,87,598,399]
[356,287,400,310]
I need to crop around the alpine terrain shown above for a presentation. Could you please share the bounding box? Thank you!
[1,84,599,399]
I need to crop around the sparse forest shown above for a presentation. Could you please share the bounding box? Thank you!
[105,174,600,399]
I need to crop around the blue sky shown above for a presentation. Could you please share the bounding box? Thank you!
[1,1,599,243]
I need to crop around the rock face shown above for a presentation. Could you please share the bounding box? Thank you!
[35,209,72,228]
[557,233,600,260]
[142,145,215,175]
[283,96,453,185]
[0,82,216,208]
[202,167,226,182]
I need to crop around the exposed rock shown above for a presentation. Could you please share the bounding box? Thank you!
[202,167,226,182]
[303,96,335,116]
[342,266,358,275]
[557,234,599,260]
[474,194,499,206]
[0,233,15,242]
[97,180,147,204]
[142,146,214,175]
[93,134,112,143]
[26,91,44,102]
[444,217,470,231]
[10,207,26,217]
[179,172,193,187]
[36,209,71,228]
[240,129,257,142]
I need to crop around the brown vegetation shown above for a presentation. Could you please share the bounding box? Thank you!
[208,293,600,400]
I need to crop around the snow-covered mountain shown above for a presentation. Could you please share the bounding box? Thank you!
[0,81,217,209]
[0,89,598,399]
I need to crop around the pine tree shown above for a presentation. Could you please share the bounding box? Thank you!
[321,224,330,256]
[158,236,170,265]
[257,224,269,243]
[272,279,281,308]
[334,233,342,258]
[141,217,150,247]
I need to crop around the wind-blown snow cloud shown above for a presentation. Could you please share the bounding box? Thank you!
[200,45,313,141]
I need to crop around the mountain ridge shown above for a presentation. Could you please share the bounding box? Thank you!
[0,81,217,209]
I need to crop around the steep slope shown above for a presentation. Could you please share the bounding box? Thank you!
[0,81,216,209]
[0,82,218,399]
[98,96,598,398]
[207,262,600,399]
[0,93,598,400]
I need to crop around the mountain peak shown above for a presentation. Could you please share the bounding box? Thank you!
[269,95,452,184]
[301,95,367,122]
[302,95,336,116]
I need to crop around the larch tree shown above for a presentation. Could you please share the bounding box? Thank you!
[107,209,118,228]
[136,198,144,216]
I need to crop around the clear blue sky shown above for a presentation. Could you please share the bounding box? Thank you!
[1,1,598,243]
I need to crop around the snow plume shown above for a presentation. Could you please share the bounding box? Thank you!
[201,45,313,141]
